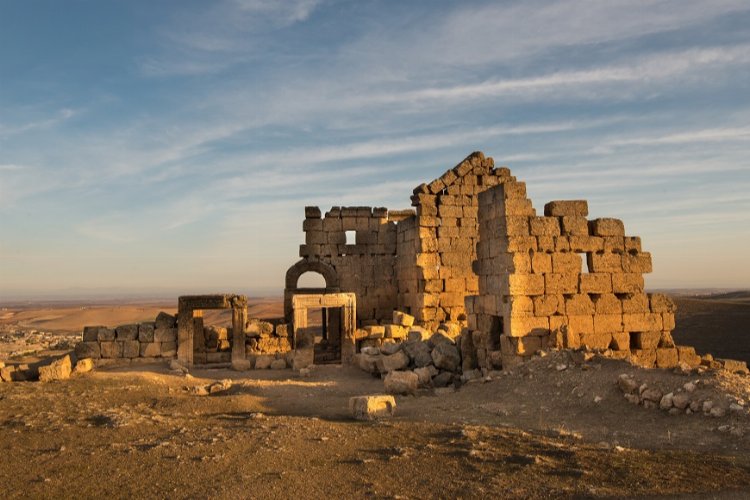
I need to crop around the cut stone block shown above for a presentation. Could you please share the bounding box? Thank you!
[384,370,418,395]
[349,395,396,421]
[589,218,625,236]
[544,200,588,217]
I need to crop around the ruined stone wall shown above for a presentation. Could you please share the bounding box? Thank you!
[467,178,681,370]
[74,312,178,362]
[399,152,512,329]
[297,206,402,323]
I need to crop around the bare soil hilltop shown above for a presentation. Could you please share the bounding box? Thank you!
[0,292,749,498]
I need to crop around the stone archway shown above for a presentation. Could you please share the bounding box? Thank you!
[283,259,340,321]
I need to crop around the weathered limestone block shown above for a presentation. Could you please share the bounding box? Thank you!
[122,340,140,358]
[610,331,630,350]
[155,311,177,329]
[579,273,612,293]
[533,295,561,316]
[656,348,679,368]
[612,274,645,294]
[552,253,582,274]
[622,253,652,273]
[718,359,749,374]
[569,236,604,253]
[154,327,177,342]
[593,294,622,314]
[392,310,415,327]
[513,335,542,355]
[587,253,621,273]
[350,395,396,420]
[631,349,656,368]
[138,322,155,342]
[579,332,611,350]
[623,314,662,333]
[677,346,701,368]
[529,216,560,236]
[565,294,595,315]
[631,331,661,350]
[567,315,594,334]
[140,342,161,358]
[505,316,550,337]
[431,343,460,371]
[377,351,410,373]
[38,355,72,382]
[101,341,124,358]
[507,274,545,296]
[384,370,419,395]
[622,293,651,314]
[74,358,94,374]
[114,324,138,341]
[75,341,101,359]
[649,293,676,313]
[97,328,116,342]
[161,341,177,357]
[545,273,579,294]
[589,218,625,236]
[292,348,314,370]
[82,326,102,342]
[593,314,623,334]
[544,200,588,217]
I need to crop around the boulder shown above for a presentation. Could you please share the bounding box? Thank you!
[349,395,396,420]
[672,393,690,410]
[384,370,418,395]
[431,343,460,372]
[404,340,430,361]
[414,365,438,387]
[407,328,429,342]
[659,393,674,410]
[377,350,410,373]
[641,388,663,403]
[428,331,455,347]
[432,371,453,388]
[357,353,381,374]
[38,355,72,382]
[380,342,402,355]
[361,346,380,356]
[617,374,639,394]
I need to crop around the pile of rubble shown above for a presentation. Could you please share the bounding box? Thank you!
[0,355,93,383]
[618,372,748,420]
[353,311,478,394]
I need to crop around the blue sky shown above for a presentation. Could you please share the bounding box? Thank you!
[1,0,749,298]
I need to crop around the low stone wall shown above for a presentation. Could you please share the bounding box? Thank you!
[75,312,177,362]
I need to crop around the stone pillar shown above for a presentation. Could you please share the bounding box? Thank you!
[231,304,247,365]
[177,310,194,366]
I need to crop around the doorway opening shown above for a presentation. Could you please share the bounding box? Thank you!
[308,306,343,364]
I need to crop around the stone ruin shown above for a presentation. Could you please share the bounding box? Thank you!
[57,151,747,387]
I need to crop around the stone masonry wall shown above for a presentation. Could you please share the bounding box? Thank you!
[466,178,681,370]
[298,206,405,323]
[399,152,512,330]
[75,312,178,362]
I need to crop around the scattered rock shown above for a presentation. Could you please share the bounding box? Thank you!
[431,343,460,372]
[659,393,674,410]
[73,358,94,374]
[349,395,396,421]
[38,355,72,382]
[617,374,639,394]
[384,370,418,395]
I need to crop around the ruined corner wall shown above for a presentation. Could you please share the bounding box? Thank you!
[298,206,405,323]
[397,152,513,330]
[75,314,178,363]
[467,180,679,370]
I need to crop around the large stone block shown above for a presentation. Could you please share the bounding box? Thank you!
[138,323,155,342]
[350,395,396,420]
[579,273,611,293]
[384,370,419,395]
[589,218,625,236]
[100,341,123,358]
[677,346,701,368]
[612,273,644,294]
[649,293,676,313]
[560,216,589,236]
[392,310,415,327]
[610,331,630,350]
[154,327,177,342]
[544,200,588,217]
[529,216,560,236]
[631,349,656,368]
[139,342,161,358]
[507,274,545,296]
[75,341,101,359]
[593,294,622,314]
[161,341,177,358]
[593,314,623,334]
[579,331,611,350]
[533,295,561,316]
[552,253,582,274]
[622,293,650,314]
[122,340,140,358]
[565,294,594,315]
[97,328,116,342]
[656,348,678,368]
[377,351,410,373]
[632,331,661,350]
[622,253,653,273]
[82,326,102,342]
[545,273,579,294]
[623,313,662,332]
[38,355,72,382]
[587,253,622,273]
[115,324,139,341]
[506,316,550,337]
[431,343,460,371]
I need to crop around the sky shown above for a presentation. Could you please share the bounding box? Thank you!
[1,0,749,299]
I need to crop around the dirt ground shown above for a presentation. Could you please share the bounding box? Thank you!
[1,293,750,498]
